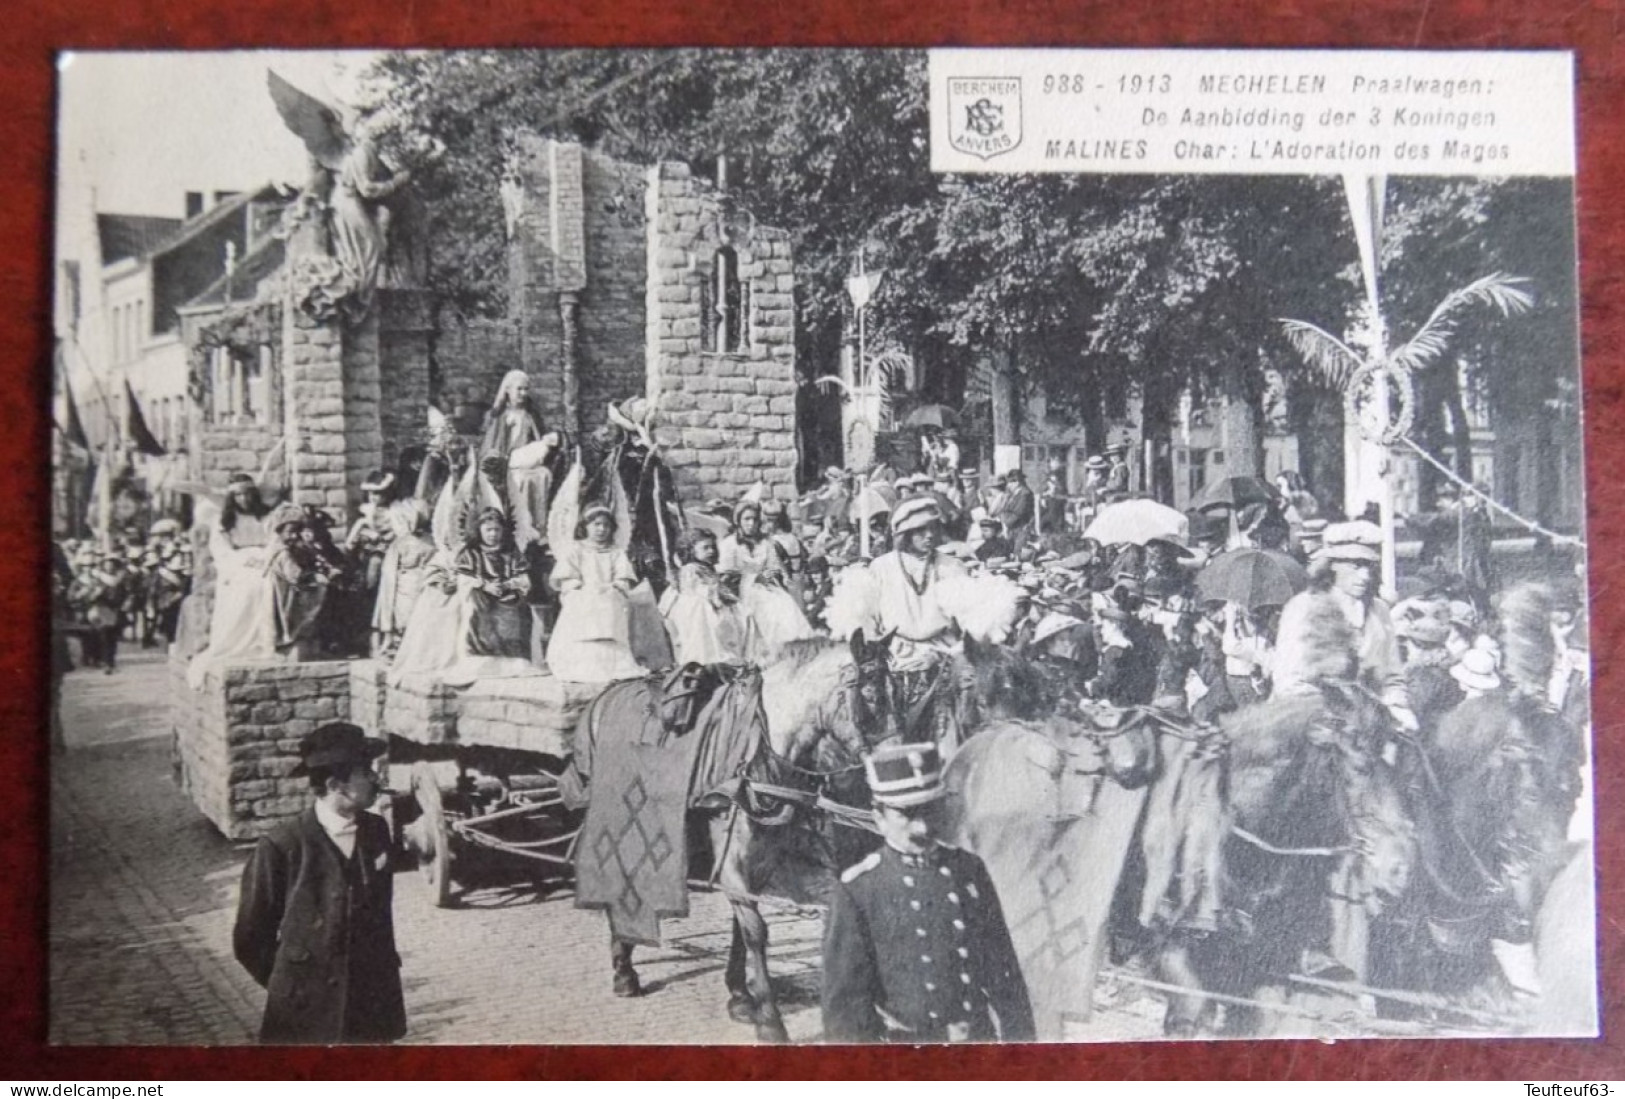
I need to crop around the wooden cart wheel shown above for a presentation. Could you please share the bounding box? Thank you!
[412,762,455,908]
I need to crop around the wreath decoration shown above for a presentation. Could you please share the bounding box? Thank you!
[1343,360,1416,447]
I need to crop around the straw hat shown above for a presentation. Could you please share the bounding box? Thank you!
[1451,647,1502,693]
[1316,520,1382,563]
[891,497,942,537]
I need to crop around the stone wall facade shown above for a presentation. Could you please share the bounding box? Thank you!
[376,289,435,479]
[506,133,580,434]
[381,672,459,745]
[194,423,282,488]
[455,676,597,759]
[171,654,353,840]
[504,136,799,501]
[436,316,522,435]
[645,162,798,504]
[577,150,651,431]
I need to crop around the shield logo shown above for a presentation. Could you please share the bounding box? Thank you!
[947,77,1023,160]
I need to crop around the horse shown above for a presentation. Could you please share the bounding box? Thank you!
[586,629,900,1043]
[1138,678,1416,1037]
[1371,688,1583,1011]
[1370,583,1589,1019]
[940,634,1161,1038]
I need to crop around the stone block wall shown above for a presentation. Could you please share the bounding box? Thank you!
[504,134,799,492]
[456,675,598,759]
[171,656,354,840]
[382,673,459,745]
[341,310,384,514]
[376,289,436,476]
[437,317,522,434]
[576,149,650,432]
[283,308,350,519]
[194,423,282,488]
[349,659,388,738]
[646,163,799,504]
[506,132,576,433]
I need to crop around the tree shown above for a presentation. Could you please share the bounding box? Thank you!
[369,52,1563,506]
[363,49,937,477]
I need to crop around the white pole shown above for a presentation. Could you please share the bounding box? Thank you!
[856,249,872,560]
[1343,173,1397,594]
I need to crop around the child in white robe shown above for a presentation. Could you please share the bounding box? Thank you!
[661,529,745,667]
[546,505,646,683]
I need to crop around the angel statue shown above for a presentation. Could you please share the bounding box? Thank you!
[268,71,427,310]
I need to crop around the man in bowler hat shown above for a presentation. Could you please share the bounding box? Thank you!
[821,743,1034,1043]
[233,722,407,1043]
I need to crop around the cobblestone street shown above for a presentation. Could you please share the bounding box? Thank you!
[50,652,826,1045]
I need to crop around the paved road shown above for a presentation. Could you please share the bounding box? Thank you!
[50,653,826,1045]
[50,653,1170,1046]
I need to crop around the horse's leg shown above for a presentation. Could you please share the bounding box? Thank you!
[724,915,756,1023]
[731,898,789,1043]
[1156,931,1212,1038]
[610,933,641,998]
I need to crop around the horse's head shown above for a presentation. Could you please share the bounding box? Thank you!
[1096,705,1165,790]
[962,633,1062,723]
[845,628,897,745]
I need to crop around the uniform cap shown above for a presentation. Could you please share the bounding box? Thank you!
[865,743,946,807]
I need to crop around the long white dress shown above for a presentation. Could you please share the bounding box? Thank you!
[720,533,817,662]
[187,515,276,688]
[546,541,648,683]
[661,562,746,667]
[387,550,463,687]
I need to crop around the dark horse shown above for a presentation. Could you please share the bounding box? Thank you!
[1145,679,1417,1036]
[1372,687,1584,1008]
[598,629,901,1042]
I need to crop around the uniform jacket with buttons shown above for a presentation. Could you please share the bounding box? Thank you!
[233,807,406,1044]
[822,842,1035,1043]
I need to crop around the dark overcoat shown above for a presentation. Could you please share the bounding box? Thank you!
[233,807,406,1044]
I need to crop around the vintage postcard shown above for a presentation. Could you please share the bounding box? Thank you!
[50,47,1592,1045]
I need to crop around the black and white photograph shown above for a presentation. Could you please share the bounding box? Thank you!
[49,47,1594,1046]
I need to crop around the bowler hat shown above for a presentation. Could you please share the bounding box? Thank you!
[291,722,387,777]
[865,742,945,808]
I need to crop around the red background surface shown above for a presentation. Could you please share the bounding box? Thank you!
[3,0,1621,1080]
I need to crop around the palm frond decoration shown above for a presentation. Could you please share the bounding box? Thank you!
[873,349,915,431]
[1388,272,1535,374]
[1279,318,1366,391]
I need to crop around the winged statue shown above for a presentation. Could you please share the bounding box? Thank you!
[267,71,427,307]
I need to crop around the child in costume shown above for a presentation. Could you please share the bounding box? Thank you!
[660,528,745,667]
[546,504,646,683]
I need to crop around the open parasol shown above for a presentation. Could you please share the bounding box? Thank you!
[1082,499,1189,547]
[1195,547,1309,610]
[850,485,895,523]
[1193,475,1275,514]
[902,404,959,430]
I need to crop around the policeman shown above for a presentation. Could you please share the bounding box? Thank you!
[821,743,1035,1043]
